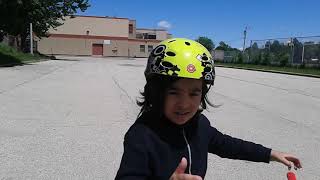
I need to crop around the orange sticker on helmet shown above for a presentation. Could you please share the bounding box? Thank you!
[187,64,196,73]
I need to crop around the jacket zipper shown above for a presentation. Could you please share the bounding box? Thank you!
[182,128,192,174]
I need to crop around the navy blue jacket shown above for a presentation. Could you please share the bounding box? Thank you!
[115,112,271,179]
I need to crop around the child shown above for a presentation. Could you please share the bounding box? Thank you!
[115,38,302,180]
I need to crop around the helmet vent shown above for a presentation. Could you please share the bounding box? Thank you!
[204,66,213,72]
[166,51,176,56]
[154,45,166,55]
[161,61,174,68]
[168,40,176,43]
[202,56,208,60]
[185,42,191,46]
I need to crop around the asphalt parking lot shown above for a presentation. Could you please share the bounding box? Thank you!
[1,56,319,179]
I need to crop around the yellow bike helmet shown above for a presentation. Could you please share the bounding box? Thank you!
[145,38,215,85]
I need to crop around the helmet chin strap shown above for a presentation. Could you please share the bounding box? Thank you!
[205,83,212,94]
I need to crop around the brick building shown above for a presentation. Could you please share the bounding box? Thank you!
[37,15,172,57]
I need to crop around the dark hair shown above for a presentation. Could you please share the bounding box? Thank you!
[136,74,214,119]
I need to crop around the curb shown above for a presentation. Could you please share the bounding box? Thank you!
[0,59,49,67]
[215,65,320,78]
[0,62,23,67]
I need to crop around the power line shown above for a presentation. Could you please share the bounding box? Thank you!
[251,35,320,42]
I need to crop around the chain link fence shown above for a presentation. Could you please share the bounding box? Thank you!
[216,36,320,68]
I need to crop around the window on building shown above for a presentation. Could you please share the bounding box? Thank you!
[136,33,143,39]
[129,24,133,34]
[148,34,156,39]
[148,45,153,52]
[142,33,148,39]
[140,45,145,52]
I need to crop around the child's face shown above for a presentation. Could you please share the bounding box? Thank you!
[164,78,202,125]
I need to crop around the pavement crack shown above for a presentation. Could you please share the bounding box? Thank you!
[111,76,135,105]
[218,74,320,100]
[0,61,78,96]
[215,91,318,134]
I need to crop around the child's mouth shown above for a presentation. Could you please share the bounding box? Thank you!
[175,112,189,116]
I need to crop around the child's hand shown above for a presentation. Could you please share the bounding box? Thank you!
[270,150,302,169]
[170,157,202,180]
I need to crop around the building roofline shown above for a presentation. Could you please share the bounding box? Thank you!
[47,33,162,43]
[72,15,129,20]
[136,28,167,31]
[128,39,162,43]
[48,33,128,40]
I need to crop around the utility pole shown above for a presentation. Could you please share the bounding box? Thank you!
[301,43,305,64]
[242,26,247,53]
[290,38,294,65]
[248,40,253,62]
[30,23,33,55]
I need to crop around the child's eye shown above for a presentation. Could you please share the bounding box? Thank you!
[190,93,201,96]
[167,91,178,95]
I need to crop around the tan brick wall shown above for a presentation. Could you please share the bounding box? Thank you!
[37,15,170,57]
[103,40,129,57]
[128,40,160,57]
[38,36,163,57]
[38,37,157,57]
[50,16,129,37]
[38,37,91,55]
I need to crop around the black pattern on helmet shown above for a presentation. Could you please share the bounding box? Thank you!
[145,44,181,77]
[196,53,215,84]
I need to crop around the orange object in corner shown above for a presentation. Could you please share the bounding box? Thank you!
[287,171,297,180]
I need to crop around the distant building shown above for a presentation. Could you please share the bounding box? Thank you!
[37,15,172,57]
[212,50,224,61]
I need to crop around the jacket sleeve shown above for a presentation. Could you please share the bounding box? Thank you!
[115,125,151,180]
[208,125,271,163]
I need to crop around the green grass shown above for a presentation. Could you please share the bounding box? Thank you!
[215,62,320,77]
[0,43,45,66]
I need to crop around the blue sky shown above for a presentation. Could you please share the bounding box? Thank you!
[78,0,319,49]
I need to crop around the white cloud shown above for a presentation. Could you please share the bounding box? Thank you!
[157,20,171,29]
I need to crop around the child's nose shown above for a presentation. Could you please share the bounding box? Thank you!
[176,95,191,108]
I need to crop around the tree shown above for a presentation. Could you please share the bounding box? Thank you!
[279,53,289,66]
[236,53,243,64]
[0,0,90,51]
[262,51,271,65]
[292,38,303,64]
[0,30,5,42]
[252,42,259,49]
[215,41,232,51]
[270,40,281,54]
[195,36,215,52]
[249,42,260,64]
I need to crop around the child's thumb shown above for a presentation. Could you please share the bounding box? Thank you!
[174,157,188,174]
[282,157,293,169]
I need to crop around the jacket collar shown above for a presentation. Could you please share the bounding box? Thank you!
[136,111,199,148]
